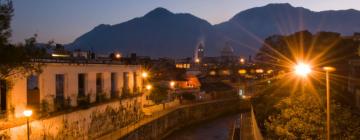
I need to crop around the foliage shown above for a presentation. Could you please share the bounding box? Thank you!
[77,94,90,108]
[253,81,360,139]
[148,84,169,103]
[0,0,12,45]
[181,92,196,100]
[40,99,50,116]
[255,31,358,74]
[265,92,360,139]
[0,1,47,80]
[265,93,326,139]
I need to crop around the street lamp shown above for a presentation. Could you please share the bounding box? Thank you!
[141,72,148,79]
[23,109,33,140]
[146,84,152,90]
[323,66,335,140]
[293,62,334,140]
[294,62,312,77]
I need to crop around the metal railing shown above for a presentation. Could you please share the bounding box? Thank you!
[251,106,263,140]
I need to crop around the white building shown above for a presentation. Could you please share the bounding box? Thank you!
[0,60,144,118]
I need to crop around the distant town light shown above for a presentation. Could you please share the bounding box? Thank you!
[115,53,121,59]
[238,69,247,74]
[51,53,70,58]
[209,70,216,76]
[240,58,245,63]
[195,58,200,63]
[255,69,264,73]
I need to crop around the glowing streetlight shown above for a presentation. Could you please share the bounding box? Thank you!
[23,110,32,117]
[23,109,33,140]
[142,72,148,79]
[323,66,335,140]
[146,84,152,90]
[294,62,312,77]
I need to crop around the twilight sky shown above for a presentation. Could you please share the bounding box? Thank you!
[11,0,360,44]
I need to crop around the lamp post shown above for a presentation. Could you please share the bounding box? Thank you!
[23,109,33,140]
[323,66,335,140]
[293,63,335,140]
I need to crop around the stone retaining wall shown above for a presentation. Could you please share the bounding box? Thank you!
[0,97,142,140]
[121,99,243,140]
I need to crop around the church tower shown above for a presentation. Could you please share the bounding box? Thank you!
[194,42,204,63]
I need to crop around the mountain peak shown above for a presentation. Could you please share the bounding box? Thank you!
[144,7,173,18]
[264,3,293,8]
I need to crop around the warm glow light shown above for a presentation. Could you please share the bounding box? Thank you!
[51,53,70,58]
[146,84,152,90]
[294,63,312,77]
[209,70,216,75]
[238,69,247,74]
[255,69,264,73]
[323,66,336,72]
[195,58,200,63]
[23,110,33,117]
[170,81,175,88]
[142,72,148,78]
[240,58,245,63]
[115,53,121,59]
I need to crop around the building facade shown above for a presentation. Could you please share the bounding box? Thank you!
[0,61,144,118]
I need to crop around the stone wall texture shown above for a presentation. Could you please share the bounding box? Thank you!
[0,97,142,140]
[121,99,242,140]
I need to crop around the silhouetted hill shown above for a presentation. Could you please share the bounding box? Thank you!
[215,3,360,52]
[69,7,225,58]
[68,4,360,57]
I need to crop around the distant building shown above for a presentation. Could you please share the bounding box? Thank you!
[220,42,238,64]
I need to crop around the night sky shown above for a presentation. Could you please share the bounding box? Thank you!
[11,0,360,44]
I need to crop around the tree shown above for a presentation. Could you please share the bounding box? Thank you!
[148,84,169,104]
[0,0,13,45]
[0,0,45,81]
[255,31,358,74]
[264,92,360,139]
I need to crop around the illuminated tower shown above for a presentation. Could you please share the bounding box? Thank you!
[194,42,204,63]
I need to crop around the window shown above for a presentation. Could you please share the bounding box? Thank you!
[133,72,137,93]
[111,73,117,98]
[96,73,103,95]
[55,74,65,99]
[27,75,40,107]
[0,80,7,112]
[123,72,129,95]
[78,73,86,97]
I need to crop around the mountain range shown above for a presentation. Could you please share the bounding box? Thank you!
[67,3,360,58]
